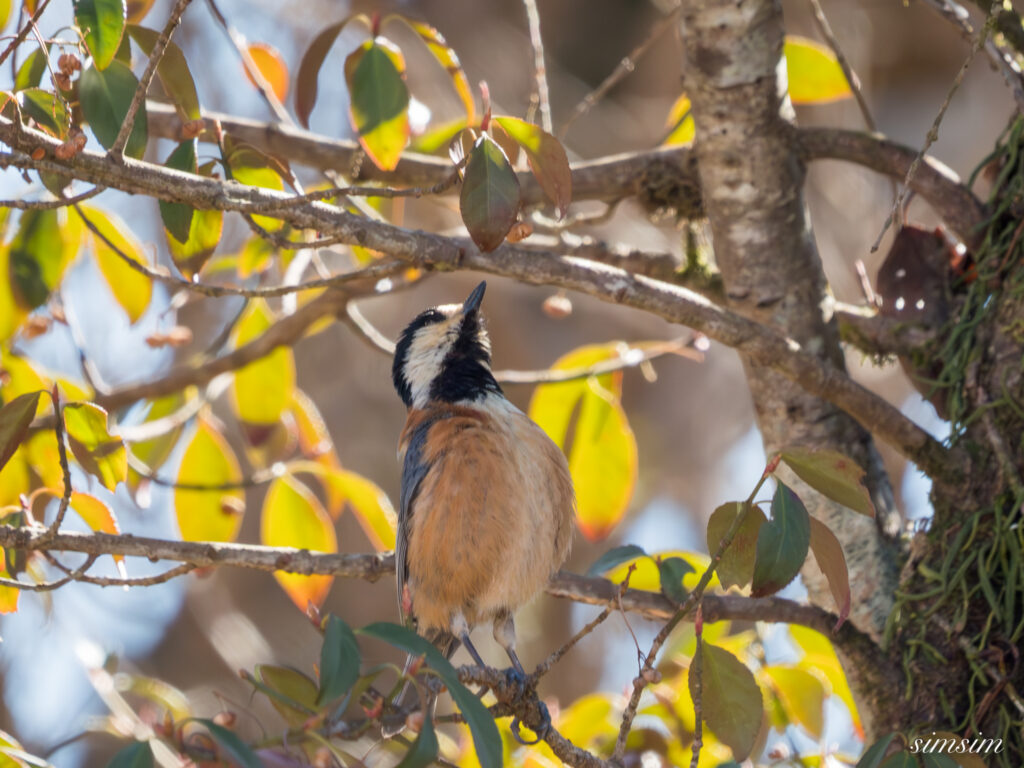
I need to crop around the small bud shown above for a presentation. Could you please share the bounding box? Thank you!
[305,600,322,628]
[220,496,244,517]
[31,147,46,160]
[506,220,533,243]
[21,315,49,339]
[58,53,81,74]
[73,133,87,150]
[54,72,72,91]
[164,325,193,347]
[405,711,425,733]
[542,292,572,319]
[407,653,425,677]
[50,304,67,323]
[54,139,78,160]
[182,119,205,139]
[641,668,661,684]
[212,711,236,728]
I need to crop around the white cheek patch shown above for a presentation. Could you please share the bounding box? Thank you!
[405,321,456,407]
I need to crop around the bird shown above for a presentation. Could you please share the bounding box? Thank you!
[388,280,575,737]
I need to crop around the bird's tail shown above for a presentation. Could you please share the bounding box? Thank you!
[381,628,458,737]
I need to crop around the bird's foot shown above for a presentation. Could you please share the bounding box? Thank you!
[505,668,550,745]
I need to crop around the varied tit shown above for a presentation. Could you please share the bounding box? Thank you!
[388,281,575,736]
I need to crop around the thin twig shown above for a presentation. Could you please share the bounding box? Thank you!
[807,0,877,132]
[532,604,615,681]
[689,604,704,768]
[0,186,103,209]
[870,2,997,251]
[559,3,681,138]
[245,169,463,213]
[0,554,98,592]
[37,385,72,547]
[110,0,194,158]
[522,0,553,133]
[0,0,52,69]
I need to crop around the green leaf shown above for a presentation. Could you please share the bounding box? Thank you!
[920,755,958,768]
[14,46,50,91]
[231,300,295,426]
[63,402,127,491]
[586,544,647,576]
[318,615,361,705]
[395,713,439,768]
[127,25,200,120]
[779,446,875,517]
[0,392,42,474]
[492,115,572,217]
[261,476,336,611]
[358,623,502,768]
[808,517,851,628]
[692,640,763,761]
[253,665,319,726]
[881,753,919,768]
[784,35,852,105]
[75,204,153,323]
[751,482,811,597]
[706,501,766,590]
[175,419,244,542]
[158,140,197,243]
[345,38,410,171]
[20,89,69,139]
[79,61,148,158]
[75,0,127,70]
[658,556,694,603]
[857,733,898,768]
[459,133,520,252]
[9,209,72,310]
[105,741,152,768]
[196,720,262,768]
[295,15,369,128]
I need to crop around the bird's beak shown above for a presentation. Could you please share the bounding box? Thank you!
[463,281,486,314]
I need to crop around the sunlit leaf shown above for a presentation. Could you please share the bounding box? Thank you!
[663,93,695,146]
[70,492,121,558]
[0,554,18,614]
[127,393,185,479]
[0,450,30,508]
[751,481,810,597]
[125,0,155,23]
[20,88,69,139]
[75,204,152,323]
[345,38,410,171]
[63,402,126,491]
[237,235,274,278]
[658,556,694,603]
[295,14,370,128]
[318,614,360,704]
[693,640,763,761]
[808,517,851,628]
[789,625,861,737]
[127,25,200,120]
[0,392,42,473]
[245,43,288,103]
[79,60,148,158]
[318,467,396,549]
[167,204,222,278]
[357,623,502,768]
[228,152,285,232]
[254,665,319,726]
[105,740,152,768]
[493,116,572,217]
[14,46,50,91]
[230,300,295,426]
[0,248,28,343]
[9,209,73,310]
[605,550,717,593]
[761,665,825,739]
[174,419,244,542]
[393,17,474,124]
[784,35,852,105]
[459,133,520,252]
[74,0,126,70]
[779,446,875,517]
[706,501,766,590]
[408,118,466,155]
[261,476,336,610]
[586,544,647,576]
[158,139,198,244]
[0,1,12,29]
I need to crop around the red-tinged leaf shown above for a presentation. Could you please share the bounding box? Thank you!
[79,60,148,158]
[295,15,370,128]
[784,35,852,105]
[751,482,810,597]
[127,25,200,120]
[0,391,42,473]
[492,115,571,216]
[158,140,197,244]
[345,38,410,171]
[175,419,244,542]
[390,16,474,124]
[692,640,763,761]
[780,447,875,517]
[245,43,288,103]
[459,134,520,252]
[63,402,127,491]
[706,501,766,590]
[74,0,126,71]
[125,0,155,23]
[808,517,851,629]
[75,204,152,323]
[230,300,295,426]
[261,476,336,611]
[761,665,826,739]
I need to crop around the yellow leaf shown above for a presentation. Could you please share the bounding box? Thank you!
[70,491,123,564]
[784,35,852,105]
[167,207,223,278]
[0,450,30,507]
[0,551,18,614]
[63,402,127,491]
[74,205,153,323]
[760,664,826,739]
[319,467,396,550]
[789,625,862,738]
[261,475,336,611]
[231,163,285,232]
[344,38,410,171]
[245,43,289,103]
[175,419,244,542]
[0,247,28,343]
[230,300,296,425]
[605,550,719,593]
[26,429,62,491]
[129,393,186,477]
[0,350,48,416]
[663,94,695,146]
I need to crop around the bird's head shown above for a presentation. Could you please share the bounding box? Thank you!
[392,281,502,408]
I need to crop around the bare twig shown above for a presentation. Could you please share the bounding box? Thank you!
[37,385,72,546]
[0,186,103,209]
[110,0,194,158]
[522,0,553,133]
[689,604,704,768]
[0,0,52,69]
[807,0,878,132]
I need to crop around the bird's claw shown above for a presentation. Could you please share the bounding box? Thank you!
[505,668,550,745]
